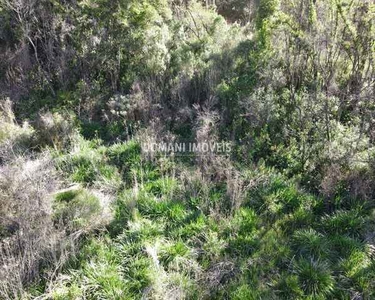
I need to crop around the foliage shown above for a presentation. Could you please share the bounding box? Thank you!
[0,0,374,298]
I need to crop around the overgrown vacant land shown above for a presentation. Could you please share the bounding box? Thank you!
[0,0,374,299]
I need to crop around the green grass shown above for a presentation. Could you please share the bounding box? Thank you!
[56,137,122,189]
[294,258,335,299]
[292,229,330,259]
[29,148,375,299]
[53,188,102,232]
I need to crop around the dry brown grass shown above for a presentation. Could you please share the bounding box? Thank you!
[0,154,64,299]
[0,152,114,299]
[0,99,34,162]
[33,111,78,150]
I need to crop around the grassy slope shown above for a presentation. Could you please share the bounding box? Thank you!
[31,138,375,300]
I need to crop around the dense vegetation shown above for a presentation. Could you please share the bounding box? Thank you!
[0,0,374,299]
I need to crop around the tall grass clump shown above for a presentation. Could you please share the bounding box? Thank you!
[57,137,122,192]
[0,154,63,299]
[294,258,335,299]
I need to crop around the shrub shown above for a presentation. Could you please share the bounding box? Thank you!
[0,148,115,299]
